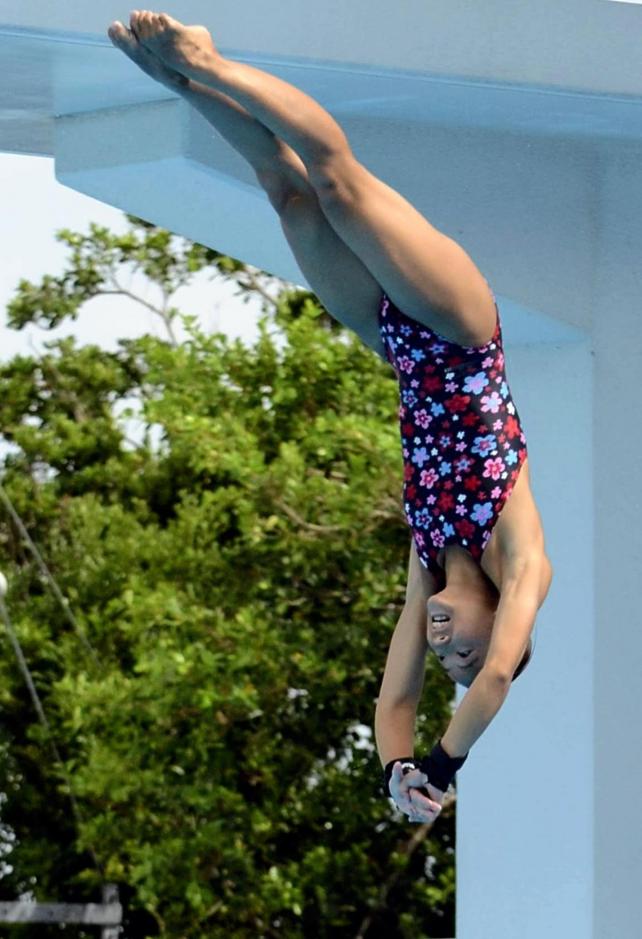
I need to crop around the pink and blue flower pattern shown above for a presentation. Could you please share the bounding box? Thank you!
[378,289,528,576]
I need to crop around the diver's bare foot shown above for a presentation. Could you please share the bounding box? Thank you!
[128,11,220,83]
[107,20,187,91]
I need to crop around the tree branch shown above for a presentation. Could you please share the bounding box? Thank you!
[102,274,178,345]
[355,790,457,939]
[39,358,88,424]
[236,268,280,311]
[272,497,344,535]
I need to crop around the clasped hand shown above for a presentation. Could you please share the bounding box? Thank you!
[388,761,445,824]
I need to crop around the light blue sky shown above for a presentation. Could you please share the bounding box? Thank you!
[0,152,267,365]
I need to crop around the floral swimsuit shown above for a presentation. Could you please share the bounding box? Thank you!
[378,287,528,578]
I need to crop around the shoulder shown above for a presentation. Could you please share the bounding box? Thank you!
[405,538,441,605]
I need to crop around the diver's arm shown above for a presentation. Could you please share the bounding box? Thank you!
[375,599,429,767]
[375,541,433,768]
[439,668,511,759]
[484,559,543,681]
[375,700,419,769]
[439,564,542,758]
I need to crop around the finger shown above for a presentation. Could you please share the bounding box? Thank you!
[390,763,414,799]
[407,806,429,823]
[390,764,430,813]
[392,761,422,776]
[393,763,426,787]
[400,767,425,782]
[400,771,429,796]
[394,790,415,814]
[411,789,440,810]
[390,787,415,815]
[408,809,434,824]
[409,788,441,813]
[426,782,445,800]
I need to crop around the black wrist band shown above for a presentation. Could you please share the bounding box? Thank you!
[382,741,468,800]
[418,739,468,793]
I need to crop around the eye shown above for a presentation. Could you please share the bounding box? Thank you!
[437,651,471,662]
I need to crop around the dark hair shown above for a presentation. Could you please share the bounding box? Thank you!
[511,637,533,683]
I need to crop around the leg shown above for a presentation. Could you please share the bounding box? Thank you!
[130,11,349,170]
[307,159,498,347]
[110,17,306,182]
[199,47,496,346]
[108,19,385,356]
[132,11,496,345]
[176,87,386,356]
[272,192,385,358]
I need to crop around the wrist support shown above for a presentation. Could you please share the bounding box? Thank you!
[382,740,468,798]
[419,739,468,793]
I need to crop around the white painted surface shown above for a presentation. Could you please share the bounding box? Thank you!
[456,337,595,938]
[1,4,642,938]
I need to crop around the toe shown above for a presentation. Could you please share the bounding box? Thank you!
[140,12,154,37]
[108,22,126,43]
[109,21,140,52]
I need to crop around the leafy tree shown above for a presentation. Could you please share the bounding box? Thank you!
[0,215,457,938]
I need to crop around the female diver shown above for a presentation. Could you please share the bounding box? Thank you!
[108,12,554,825]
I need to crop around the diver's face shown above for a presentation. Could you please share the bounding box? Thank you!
[426,590,496,687]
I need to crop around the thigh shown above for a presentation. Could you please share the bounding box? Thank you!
[312,155,497,347]
[278,192,387,359]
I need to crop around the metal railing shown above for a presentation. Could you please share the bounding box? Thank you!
[0,883,122,937]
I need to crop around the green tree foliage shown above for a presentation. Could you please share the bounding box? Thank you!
[0,215,456,938]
